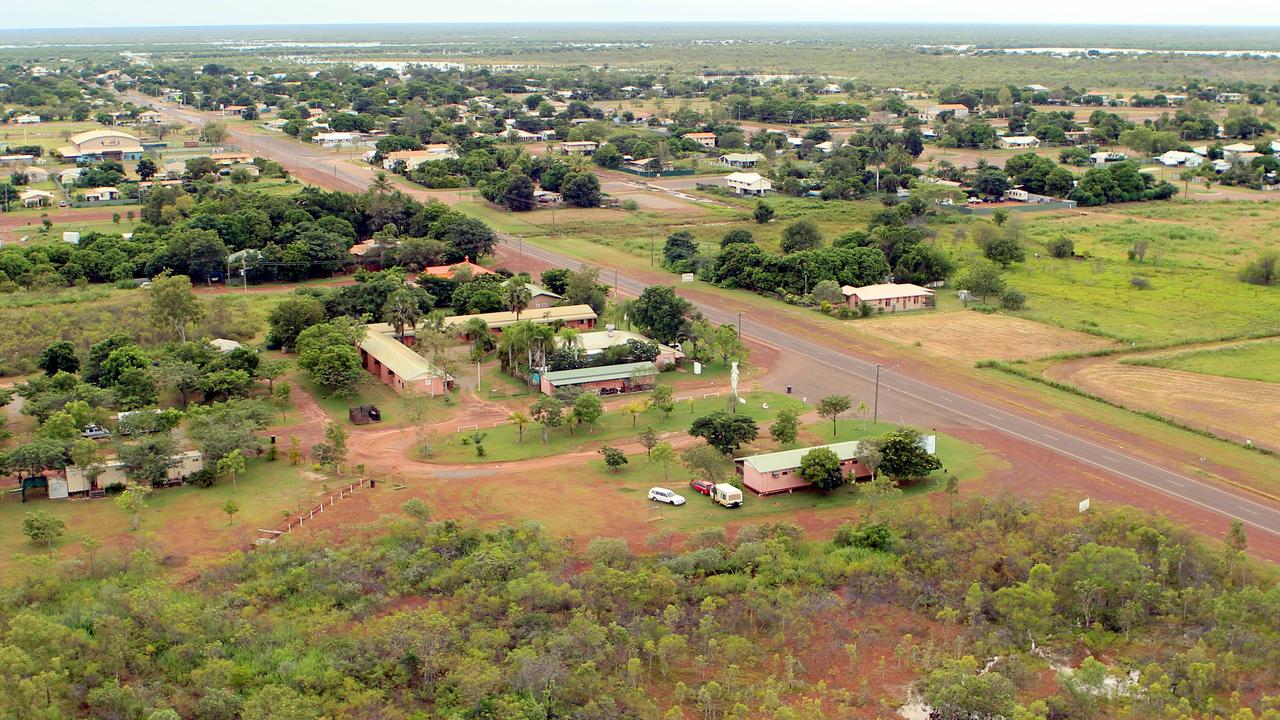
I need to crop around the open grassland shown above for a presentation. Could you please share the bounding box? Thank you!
[854,308,1115,362]
[1124,340,1280,384]
[1043,357,1280,452]
[1007,204,1280,343]
[422,391,808,463]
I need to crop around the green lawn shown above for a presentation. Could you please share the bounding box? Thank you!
[523,418,992,537]
[292,373,458,427]
[1123,340,1280,384]
[424,390,808,463]
[0,457,322,575]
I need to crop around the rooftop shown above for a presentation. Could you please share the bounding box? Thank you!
[737,441,864,474]
[563,329,683,357]
[841,283,934,301]
[359,327,447,382]
[442,304,598,330]
[542,361,657,386]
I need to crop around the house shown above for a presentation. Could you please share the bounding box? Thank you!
[1091,151,1126,165]
[313,131,356,147]
[533,190,563,206]
[211,152,253,165]
[82,187,121,202]
[63,451,204,496]
[209,338,243,354]
[539,361,658,396]
[420,258,494,278]
[925,103,970,120]
[1222,142,1257,159]
[725,172,773,196]
[622,158,671,173]
[58,168,82,185]
[0,154,36,166]
[1215,92,1244,103]
[20,167,50,182]
[137,110,164,124]
[1062,130,1092,145]
[1005,188,1031,201]
[358,324,453,396]
[15,113,41,124]
[220,105,249,117]
[506,282,563,309]
[58,129,144,163]
[819,83,843,94]
[19,189,54,207]
[557,141,598,155]
[1156,150,1203,167]
[841,283,935,312]
[382,145,457,170]
[719,152,765,168]
[998,136,1041,149]
[443,304,598,336]
[560,328,684,369]
[1025,84,1050,92]
[735,441,873,496]
[814,140,835,154]
[682,132,717,149]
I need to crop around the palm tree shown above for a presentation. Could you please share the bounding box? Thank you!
[1179,168,1197,201]
[556,326,582,360]
[505,282,532,320]
[527,323,556,372]
[508,411,530,442]
[382,288,422,342]
[886,144,913,175]
[370,171,393,195]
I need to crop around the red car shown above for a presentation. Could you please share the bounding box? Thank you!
[690,479,715,496]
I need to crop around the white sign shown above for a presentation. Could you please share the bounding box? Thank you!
[63,231,80,245]
[1078,498,1091,513]
[681,273,695,283]
[693,361,702,375]
[920,434,937,455]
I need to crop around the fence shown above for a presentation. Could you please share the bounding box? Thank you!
[617,167,697,178]
[254,465,406,547]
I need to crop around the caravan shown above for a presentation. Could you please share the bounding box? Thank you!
[712,483,743,508]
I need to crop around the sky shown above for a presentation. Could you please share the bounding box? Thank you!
[4,0,1280,30]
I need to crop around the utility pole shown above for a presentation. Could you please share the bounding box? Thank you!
[873,363,899,425]
[737,312,742,341]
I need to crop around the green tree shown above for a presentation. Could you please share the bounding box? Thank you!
[561,172,601,208]
[272,381,292,421]
[983,233,1026,267]
[650,385,676,418]
[216,448,246,490]
[630,285,697,344]
[753,201,774,224]
[117,432,179,487]
[382,287,424,340]
[571,391,604,433]
[799,446,844,494]
[770,407,799,446]
[816,395,852,436]
[651,441,676,482]
[505,281,533,320]
[598,444,628,472]
[638,426,660,458]
[920,656,1016,720]
[529,395,564,445]
[689,411,758,454]
[993,563,1056,649]
[267,296,327,351]
[37,341,80,376]
[221,499,240,525]
[147,272,204,342]
[22,511,66,553]
[681,442,730,484]
[957,259,1006,303]
[877,428,942,479]
[780,220,823,253]
[114,485,152,531]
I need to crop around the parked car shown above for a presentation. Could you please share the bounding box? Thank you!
[81,424,111,439]
[689,478,715,496]
[647,487,686,506]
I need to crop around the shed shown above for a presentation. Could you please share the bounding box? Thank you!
[539,361,657,396]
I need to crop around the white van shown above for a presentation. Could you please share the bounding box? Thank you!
[713,483,743,508]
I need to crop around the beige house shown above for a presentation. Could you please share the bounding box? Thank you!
[58,129,144,162]
[382,145,457,170]
[725,171,773,196]
[64,451,204,495]
[683,132,717,148]
[358,324,453,396]
[557,141,598,155]
[925,103,970,120]
[19,189,54,207]
[82,187,121,202]
[841,283,935,312]
[998,136,1041,149]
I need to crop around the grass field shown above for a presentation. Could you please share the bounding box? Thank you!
[854,307,1115,362]
[0,457,324,573]
[423,390,808,463]
[1123,340,1280,383]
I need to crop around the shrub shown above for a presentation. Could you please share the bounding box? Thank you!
[1129,275,1152,290]
[1047,237,1074,258]
[188,468,216,487]
[833,522,895,551]
[1000,287,1027,310]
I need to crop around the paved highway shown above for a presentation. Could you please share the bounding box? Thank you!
[508,239,1280,539]
[136,95,1280,539]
